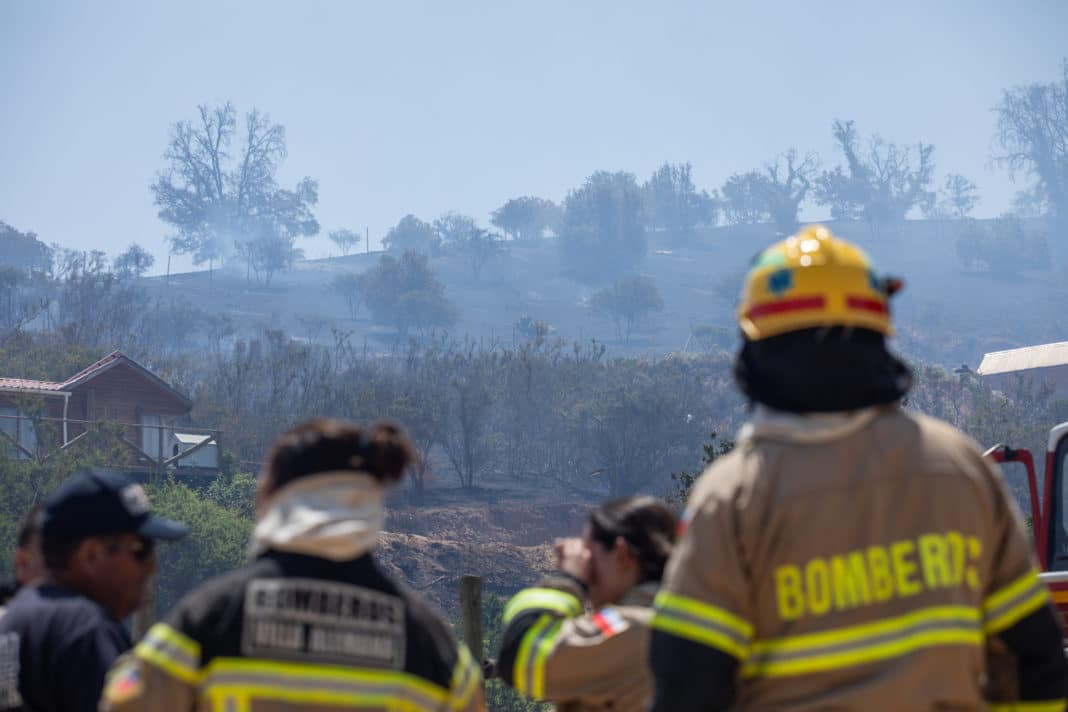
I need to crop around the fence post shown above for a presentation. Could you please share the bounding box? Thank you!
[459,574,484,665]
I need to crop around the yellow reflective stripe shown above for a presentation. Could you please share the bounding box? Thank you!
[206,690,250,712]
[989,701,1067,712]
[650,591,753,660]
[449,643,481,710]
[743,605,981,678]
[984,570,1051,635]
[135,623,202,685]
[503,588,583,624]
[201,657,450,710]
[529,619,562,700]
[512,614,557,699]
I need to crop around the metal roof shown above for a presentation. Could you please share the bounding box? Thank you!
[173,432,212,445]
[977,341,1068,376]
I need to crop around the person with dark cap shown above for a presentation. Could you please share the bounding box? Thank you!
[0,469,188,712]
[0,505,45,617]
[648,226,1068,711]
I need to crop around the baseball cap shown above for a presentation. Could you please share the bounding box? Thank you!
[42,469,189,548]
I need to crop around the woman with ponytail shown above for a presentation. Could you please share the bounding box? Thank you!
[102,418,485,712]
[496,496,677,711]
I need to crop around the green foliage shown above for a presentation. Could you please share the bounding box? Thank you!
[559,171,647,283]
[0,421,128,579]
[721,150,817,234]
[147,477,253,613]
[641,162,717,243]
[481,593,549,712]
[361,251,458,336]
[0,221,52,273]
[112,244,155,280]
[450,593,546,712]
[204,469,258,520]
[382,215,440,254]
[491,197,559,242]
[668,432,735,507]
[589,276,664,343]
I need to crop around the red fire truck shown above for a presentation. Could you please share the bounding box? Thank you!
[986,422,1068,633]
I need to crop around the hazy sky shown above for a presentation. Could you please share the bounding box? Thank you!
[2,1,1066,273]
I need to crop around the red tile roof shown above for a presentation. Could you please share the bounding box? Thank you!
[0,378,66,392]
[60,351,123,389]
[0,351,190,410]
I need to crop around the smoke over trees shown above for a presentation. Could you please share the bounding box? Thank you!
[151,103,320,283]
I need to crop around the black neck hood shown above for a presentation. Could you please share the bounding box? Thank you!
[733,327,912,413]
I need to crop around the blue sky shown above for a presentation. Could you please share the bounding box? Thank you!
[2,1,1066,273]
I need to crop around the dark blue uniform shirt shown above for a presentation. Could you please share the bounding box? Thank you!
[0,585,131,712]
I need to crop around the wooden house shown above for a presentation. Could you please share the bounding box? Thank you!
[0,351,217,470]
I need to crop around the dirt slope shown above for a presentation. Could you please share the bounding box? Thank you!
[378,500,593,612]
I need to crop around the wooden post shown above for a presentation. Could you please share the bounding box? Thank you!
[459,575,484,664]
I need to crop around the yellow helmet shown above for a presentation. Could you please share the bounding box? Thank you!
[737,225,901,341]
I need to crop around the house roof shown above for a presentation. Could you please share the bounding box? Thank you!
[0,351,192,409]
[173,432,212,445]
[977,341,1068,376]
[0,378,68,393]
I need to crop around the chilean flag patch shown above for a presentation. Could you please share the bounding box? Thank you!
[592,607,629,637]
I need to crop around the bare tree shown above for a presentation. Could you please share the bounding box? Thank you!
[589,275,664,343]
[328,229,361,256]
[993,60,1068,233]
[815,120,935,237]
[761,150,819,234]
[152,103,319,280]
[941,174,980,218]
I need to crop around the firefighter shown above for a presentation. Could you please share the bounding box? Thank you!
[648,225,1068,711]
[101,418,485,712]
[496,495,677,711]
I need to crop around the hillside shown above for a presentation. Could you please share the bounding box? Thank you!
[143,219,1065,369]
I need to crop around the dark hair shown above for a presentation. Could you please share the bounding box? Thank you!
[17,504,43,549]
[588,496,678,584]
[264,418,415,494]
[734,326,912,413]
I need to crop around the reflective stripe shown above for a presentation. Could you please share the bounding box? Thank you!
[503,588,583,625]
[989,701,1067,712]
[201,657,450,710]
[651,592,753,660]
[135,623,202,685]
[743,605,981,678]
[449,643,481,710]
[513,614,561,700]
[984,570,1051,635]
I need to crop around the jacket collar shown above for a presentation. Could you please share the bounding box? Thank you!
[739,404,892,445]
[621,581,659,607]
